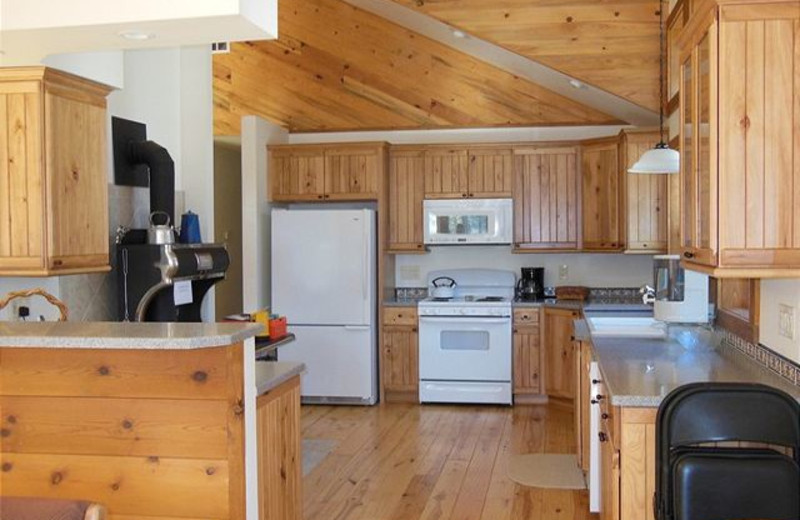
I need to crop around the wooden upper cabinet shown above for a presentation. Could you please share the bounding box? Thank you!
[324,145,380,200]
[0,67,112,277]
[387,149,425,253]
[581,139,622,251]
[676,3,800,276]
[269,143,385,202]
[619,130,669,253]
[270,147,326,201]
[423,147,469,199]
[467,148,513,198]
[513,146,580,251]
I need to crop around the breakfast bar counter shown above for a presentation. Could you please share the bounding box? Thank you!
[0,322,303,520]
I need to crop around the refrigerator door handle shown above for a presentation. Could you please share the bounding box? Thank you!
[344,325,371,331]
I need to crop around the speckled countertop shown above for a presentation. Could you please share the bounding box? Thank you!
[383,299,422,307]
[255,361,306,395]
[0,322,264,349]
[586,324,800,407]
[384,297,651,312]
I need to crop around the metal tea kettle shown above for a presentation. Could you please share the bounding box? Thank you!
[431,276,457,299]
[147,211,175,245]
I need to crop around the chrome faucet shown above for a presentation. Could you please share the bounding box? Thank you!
[640,284,656,305]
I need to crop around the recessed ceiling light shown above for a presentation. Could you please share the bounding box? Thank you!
[568,79,586,89]
[452,29,467,38]
[118,30,155,41]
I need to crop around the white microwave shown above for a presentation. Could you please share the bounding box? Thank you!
[423,198,513,245]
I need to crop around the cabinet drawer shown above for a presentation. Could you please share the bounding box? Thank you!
[382,307,418,326]
[513,308,540,325]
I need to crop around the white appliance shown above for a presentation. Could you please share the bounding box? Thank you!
[588,361,603,513]
[423,198,513,245]
[653,254,709,323]
[417,269,514,404]
[272,208,377,405]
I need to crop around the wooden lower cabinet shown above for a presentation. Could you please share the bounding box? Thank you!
[381,307,419,402]
[543,307,580,399]
[619,407,657,520]
[512,308,542,397]
[257,376,302,520]
[601,429,621,520]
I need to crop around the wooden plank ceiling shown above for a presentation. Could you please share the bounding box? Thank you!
[388,0,663,112]
[213,0,622,135]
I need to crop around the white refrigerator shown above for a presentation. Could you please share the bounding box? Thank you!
[271,208,378,405]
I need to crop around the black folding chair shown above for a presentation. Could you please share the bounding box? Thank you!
[655,382,800,520]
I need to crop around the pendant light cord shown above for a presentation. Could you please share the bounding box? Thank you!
[658,0,666,146]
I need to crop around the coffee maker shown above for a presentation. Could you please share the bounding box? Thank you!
[516,267,544,301]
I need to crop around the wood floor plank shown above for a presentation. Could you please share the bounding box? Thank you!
[303,403,594,520]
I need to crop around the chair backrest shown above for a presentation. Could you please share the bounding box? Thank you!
[655,382,800,520]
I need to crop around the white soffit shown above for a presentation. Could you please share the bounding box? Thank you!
[0,0,277,65]
[341,0,659,127]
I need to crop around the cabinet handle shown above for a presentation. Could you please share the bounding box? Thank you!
[324,194,330,199]
[595,394,605,401]
[317,195,324,199]
[462,193,468,198]
[416,244,423,249]
[570,335,575,341]
[683,251,695,259]
[602,413,610,420]
[599,432,608,443]
[591,399,599,405]
[411,327,418,332]
[468,193,474,197]
[513,328,518,333]
[592,379,602,385]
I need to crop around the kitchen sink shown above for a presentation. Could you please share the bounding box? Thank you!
[586,316,667,338]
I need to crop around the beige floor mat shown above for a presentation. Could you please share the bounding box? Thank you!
[302,438,338,476]
[507,453,587,489]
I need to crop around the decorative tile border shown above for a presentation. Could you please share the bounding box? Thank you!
[719,328,800,387]
[589,287,641,300]
[395,287,428,301]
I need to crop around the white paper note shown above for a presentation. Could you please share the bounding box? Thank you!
[174,280,193,306]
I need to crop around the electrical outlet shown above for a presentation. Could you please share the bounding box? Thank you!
[559,264,569,281]
[779,304,795,340]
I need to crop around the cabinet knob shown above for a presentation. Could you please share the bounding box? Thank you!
[570,335,575,341]
[411,327,418,332]
[317,195,324,199]
[599,432,608,443]
[513,328,518,333]
[462,193,468,198]
[468,193,474,198]
[324,194,330,199]
[595,394,605,401]
[602,413,610,420]
[683,251,695,259]
[592,379,602,385]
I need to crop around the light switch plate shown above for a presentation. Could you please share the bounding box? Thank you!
[779,304,795,340]
[559,264,569,281]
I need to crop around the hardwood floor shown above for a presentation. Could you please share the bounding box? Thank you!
[301,403,595,520]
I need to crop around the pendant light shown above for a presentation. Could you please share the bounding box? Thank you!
[628,0,680,175]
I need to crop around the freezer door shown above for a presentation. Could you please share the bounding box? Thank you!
[277,325,377,403]
[272,209,375,326]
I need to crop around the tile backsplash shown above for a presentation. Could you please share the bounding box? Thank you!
[720,328,800,387]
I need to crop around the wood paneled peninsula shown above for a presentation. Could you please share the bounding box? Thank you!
[0,322,304,520]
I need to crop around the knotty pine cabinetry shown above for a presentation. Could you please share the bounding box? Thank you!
[269,143,387,202]
[543,307,580,400]
[619,130,669,253]
[422,146,513,199]
[676,1,800,277]
[513,146,580,251]
[581,138,622,251]
[387,149,425,253]
[512,308,542,399]
[381,307,418,402]
[0,67,112,276]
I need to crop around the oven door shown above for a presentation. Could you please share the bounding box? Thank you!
[418,315,512,381]
[423,199,512,244]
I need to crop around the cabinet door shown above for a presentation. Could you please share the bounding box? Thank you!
[467,148,513,198]
[382,326,418,393]
[600,432,620,520]
[388,150,425,253]
[270,149,326,202]
[582,141,622,250]
[512,326,541,394]
[621,132,669,252]
[423,148,469,199]
[0,89,45,273]
[543,307,579,399]
[680,28,718,266]
[324,146,380,201]
[46,90,109,271]
[514,147,580,251]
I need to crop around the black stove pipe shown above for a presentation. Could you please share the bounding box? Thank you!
[128,140,175,225]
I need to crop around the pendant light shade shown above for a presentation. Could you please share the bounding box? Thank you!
[627,143,679,174]
[628,0,679,175]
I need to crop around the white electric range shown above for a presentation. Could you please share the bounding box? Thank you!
[417,269,515,405]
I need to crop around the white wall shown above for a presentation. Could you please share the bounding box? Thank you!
[760,280,800,363]
[241,115,288,312]
[395,248,654,288]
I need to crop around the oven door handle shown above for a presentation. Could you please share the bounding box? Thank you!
[418,316,510,325]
